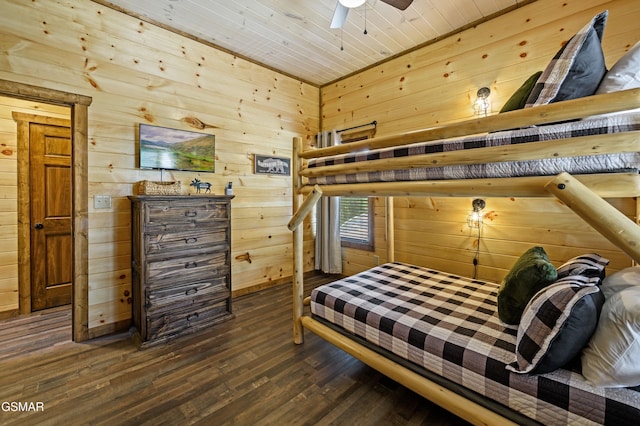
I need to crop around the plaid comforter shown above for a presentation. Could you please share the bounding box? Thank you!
[307,114,640,185]
[310,262,640,425]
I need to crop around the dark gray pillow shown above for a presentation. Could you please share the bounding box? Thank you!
[525,11,608,107]
[507,276,605,374]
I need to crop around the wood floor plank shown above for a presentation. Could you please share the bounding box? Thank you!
[0,275,471,426]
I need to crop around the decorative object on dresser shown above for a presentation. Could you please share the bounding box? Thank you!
[137,169,184,196]
[128,195,234,347]
[190,178,212,194]
[137,180,183,195]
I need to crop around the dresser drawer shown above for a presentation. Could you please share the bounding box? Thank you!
[144,199,228,230]
[146,278,230,314]
[145,299,233,341]
[146,251,229,288]
[145,227,228,256]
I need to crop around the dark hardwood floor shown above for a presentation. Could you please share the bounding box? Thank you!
[0,275,471,426]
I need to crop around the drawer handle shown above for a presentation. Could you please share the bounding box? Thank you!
[185,287,199,296]
[184,261,198,269]
[185,237,198,244]
[184,210,198,217]
[187,312,199,321]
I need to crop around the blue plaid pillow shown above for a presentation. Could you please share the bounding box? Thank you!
[556,253,609,280]
[525,11,608,107]
[507,275,604,374]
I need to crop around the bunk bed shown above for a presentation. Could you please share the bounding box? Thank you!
[288,87,640,425]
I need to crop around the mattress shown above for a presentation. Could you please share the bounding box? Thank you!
[307,114,640,185]
[310,262,640,425]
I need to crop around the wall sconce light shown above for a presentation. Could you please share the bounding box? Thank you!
[473,87,491,116]
[467,198,486,228]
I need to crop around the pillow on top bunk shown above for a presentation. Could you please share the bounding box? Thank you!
[508,275,604,374]
[581,286,640,387]
[525,11,608,108]
[590,40,640,118]
[497,246,558,325]
[596,40,640,94]
[499,71,543,113]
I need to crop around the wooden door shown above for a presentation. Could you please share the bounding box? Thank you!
[30,122,73,311]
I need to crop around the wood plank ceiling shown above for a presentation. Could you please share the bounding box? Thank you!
[94,0,528,86]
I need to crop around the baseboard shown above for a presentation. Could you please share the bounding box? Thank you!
[232,275,292,298]
[0,309,19,321]
[231,271,322,298]
[87,318,132,340]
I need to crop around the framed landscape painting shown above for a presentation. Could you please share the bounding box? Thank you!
[139,124,215,173]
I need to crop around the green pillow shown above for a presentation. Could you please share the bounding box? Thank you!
[497,246,558,324]
[499,71,543,113]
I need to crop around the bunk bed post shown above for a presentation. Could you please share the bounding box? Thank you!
[546,172,640,265]
[386,197,395,262]
[292,136,305,344]
[292,225,304,345]
[636,197,640,266]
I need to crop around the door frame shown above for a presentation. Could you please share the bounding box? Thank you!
[1,79,92,342]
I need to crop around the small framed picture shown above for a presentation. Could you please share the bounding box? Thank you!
[254,155,290,176]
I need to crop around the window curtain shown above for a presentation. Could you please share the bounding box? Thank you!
[315,130,342,274]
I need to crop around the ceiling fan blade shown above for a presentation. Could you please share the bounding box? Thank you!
[330,3,349,28]
[380,0,414,10]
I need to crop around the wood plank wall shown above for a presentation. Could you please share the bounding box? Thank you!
[319,0,640,280]
[0,0,319,330]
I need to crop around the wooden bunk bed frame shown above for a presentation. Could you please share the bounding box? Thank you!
[289,88,640,426]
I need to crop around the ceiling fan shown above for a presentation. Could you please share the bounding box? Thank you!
[330,0,414,29]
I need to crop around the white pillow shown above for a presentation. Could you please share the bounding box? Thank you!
[596,40,640,93]
[589,40,640,118]
[601,266,640,299]
[581,287,640,387]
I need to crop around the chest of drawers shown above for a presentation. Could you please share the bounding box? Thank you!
[128,195,234,347]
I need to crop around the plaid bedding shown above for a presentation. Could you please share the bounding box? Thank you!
[310,262,640,425]
[307,114,640,185]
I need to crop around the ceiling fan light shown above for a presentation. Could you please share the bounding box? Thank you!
[339,0,366,8]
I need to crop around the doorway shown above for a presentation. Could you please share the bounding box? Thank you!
[0,79,91,342]
[13,114,73,312]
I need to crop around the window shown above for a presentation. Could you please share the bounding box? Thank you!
[339,197,374,250]
[337,127,376,251]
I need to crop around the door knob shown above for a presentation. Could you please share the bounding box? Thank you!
[34,223,44,229]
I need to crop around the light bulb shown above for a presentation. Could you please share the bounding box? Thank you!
[339,0,366,8]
